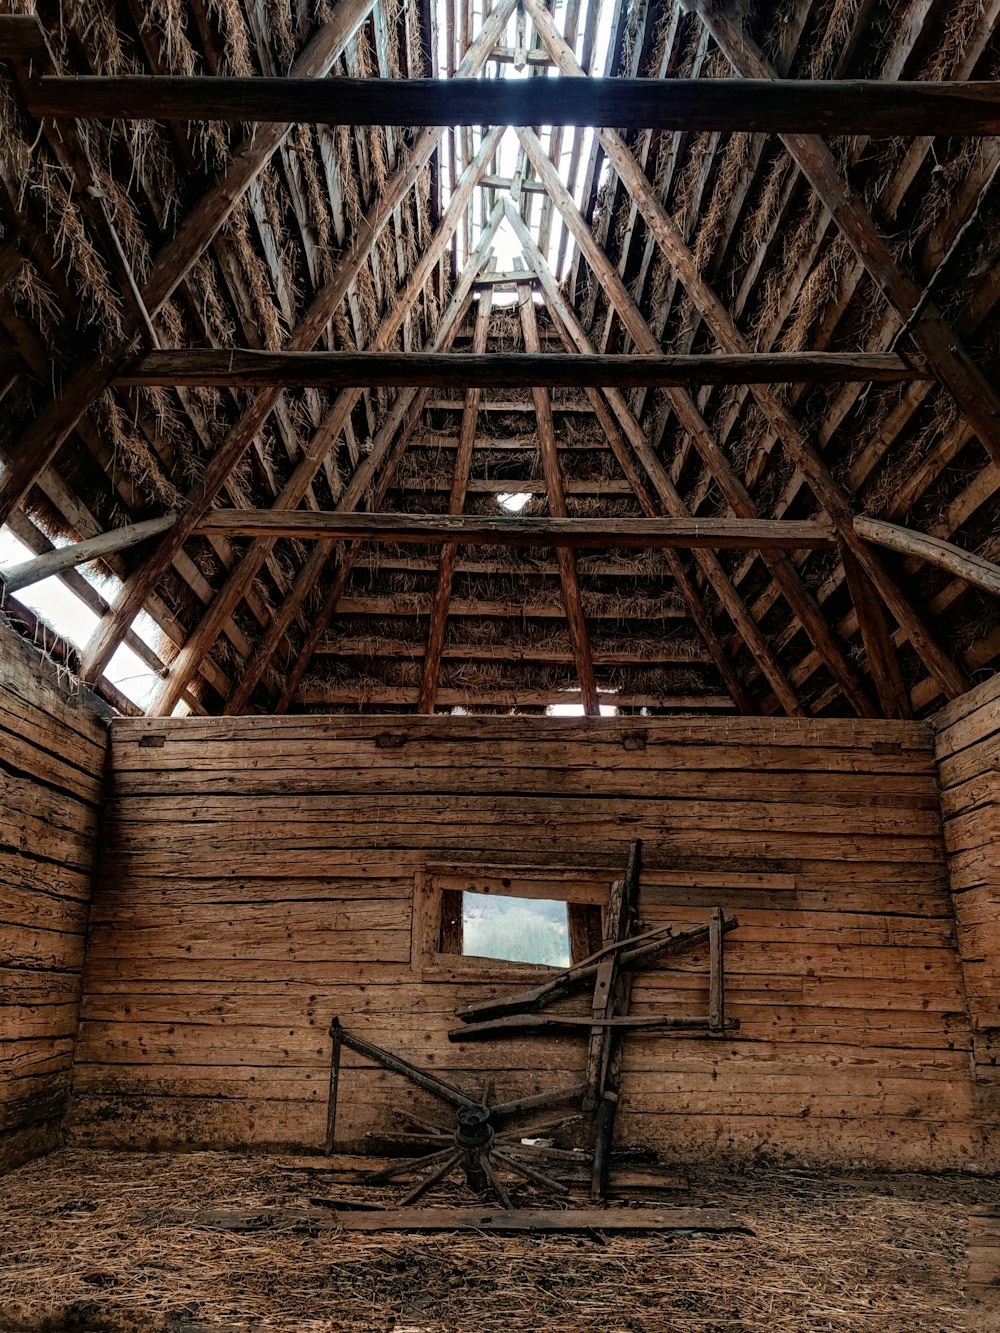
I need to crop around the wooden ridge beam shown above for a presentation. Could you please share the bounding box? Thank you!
[293,686,735,709]
[28,74,1000,135]
[117,349,934,389]
[194,512,836,550]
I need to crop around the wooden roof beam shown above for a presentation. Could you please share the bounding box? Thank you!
[145,138,505,717]
[293,687,736,710]
[518,278,595,715]
[32,77,1000,136]
[194,512,838,552]
[232,214,503,714]
[521,8,967,704]
[687,0,1000,474]
[417,286,494,714]
[505,185,801,717]
[118,349,933,389]
[0,0,380,532]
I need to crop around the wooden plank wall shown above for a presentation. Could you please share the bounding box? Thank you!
[0,622,109,1172]
[70,713,996,1170]
[931,677,1000,1123]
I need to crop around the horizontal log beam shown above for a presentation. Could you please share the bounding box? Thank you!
[193,511,836,549]
[28,76,1000,135]
[117,349,932,389]
[314,638,711,664]
[0,515,176,594]
[294,686,735,708]
[854,515,1000,598]
[334,595,690,619]
[0,15,48,60]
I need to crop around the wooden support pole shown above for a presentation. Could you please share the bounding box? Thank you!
[0,515,176,594]
[118,348,934,389]
[193,512,837,549]
[518,276,599,716]
[417,286,494,714]
[28,73,1000,135]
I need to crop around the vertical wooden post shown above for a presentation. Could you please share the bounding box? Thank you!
[709,905,725,1033]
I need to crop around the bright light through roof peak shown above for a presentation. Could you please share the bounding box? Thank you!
[435,0,615,284]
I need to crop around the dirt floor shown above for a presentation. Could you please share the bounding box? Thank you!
[0,1148,995,1331]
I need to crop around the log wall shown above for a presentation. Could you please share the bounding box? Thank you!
[0,623,109,1172]
[70,713,996,1170]
[931,677,1000,1120]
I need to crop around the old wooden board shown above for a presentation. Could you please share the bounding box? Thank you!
[319,1205,748,1232]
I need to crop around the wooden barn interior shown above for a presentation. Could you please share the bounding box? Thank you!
[1,0,999,1326]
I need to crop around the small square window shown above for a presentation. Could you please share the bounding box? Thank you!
[415,866,606,980]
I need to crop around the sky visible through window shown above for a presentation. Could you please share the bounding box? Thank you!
[463,890,571,966]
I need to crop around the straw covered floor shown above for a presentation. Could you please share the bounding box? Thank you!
[0,1148,993,1331]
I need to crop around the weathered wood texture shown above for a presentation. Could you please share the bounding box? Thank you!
[930,679,1000,1115]
[0,623,109,1173]
[69,714,995,1170]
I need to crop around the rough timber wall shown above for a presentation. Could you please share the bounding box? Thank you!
[931,678,1000,1125]
[71,714,994,1170]
[0,623,109,1172]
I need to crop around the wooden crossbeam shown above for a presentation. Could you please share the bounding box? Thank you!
[0,515,176,594]
[117,349,933,389]
[313,639,712,665]
[294,686,734,709]
[27,74,1000,135]
[854,516,1000,599]
[193,512,836,549]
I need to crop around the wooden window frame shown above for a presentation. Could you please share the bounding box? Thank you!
[412,863,608,982]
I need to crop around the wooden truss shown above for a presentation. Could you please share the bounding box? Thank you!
[1,0,997,719]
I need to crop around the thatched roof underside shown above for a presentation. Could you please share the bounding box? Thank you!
[1,0,999,719]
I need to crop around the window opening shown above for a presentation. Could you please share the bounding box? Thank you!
[440,887,602,967]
